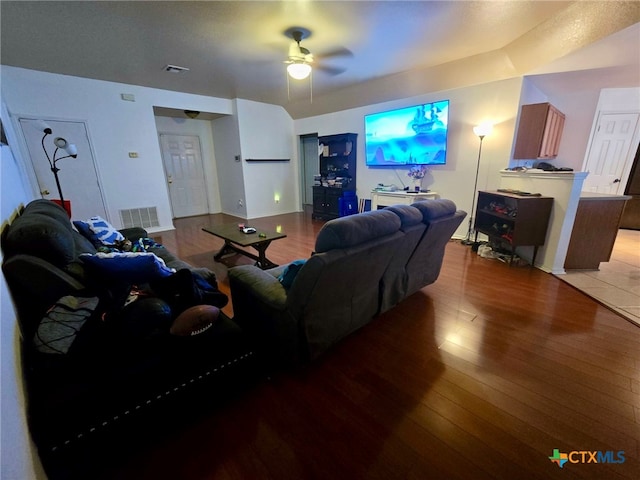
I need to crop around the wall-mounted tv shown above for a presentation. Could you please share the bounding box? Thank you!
[365,100,449,166]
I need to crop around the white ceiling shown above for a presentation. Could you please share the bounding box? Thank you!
[1,1,638,119]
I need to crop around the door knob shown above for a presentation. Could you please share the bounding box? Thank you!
[613,178,620,183]
[40,189,50,196]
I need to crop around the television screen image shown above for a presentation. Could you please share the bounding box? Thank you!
[365,100,449,166]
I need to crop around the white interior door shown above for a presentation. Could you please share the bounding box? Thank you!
[160,134,209,218]
[18,118,107,221]
[582,112,640,193]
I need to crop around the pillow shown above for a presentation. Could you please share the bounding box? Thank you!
[277,259,306,289]
[73,220,101,247]
[33,295,99,354]
[80,251,176,284]
[85,216,125,245]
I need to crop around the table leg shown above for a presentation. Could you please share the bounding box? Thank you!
[213,240,240,261]
[213,239,278,270]
[251,241,277,269]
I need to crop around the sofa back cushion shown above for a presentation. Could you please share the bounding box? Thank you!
[379,204,427,312]
[23,199,71,226]
[3,200,97,269]
[3,213,77,267]
[281,208,405,359]
[315,209,401,253]
[384,204,424,229]
[407,200,466,295]
[412,198,457,223]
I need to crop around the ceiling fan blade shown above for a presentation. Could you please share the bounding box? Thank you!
[316,64,347,76]
[317,47,354,60]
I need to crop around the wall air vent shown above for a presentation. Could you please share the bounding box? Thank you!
[164,64,190,73]
[119,207,160,229]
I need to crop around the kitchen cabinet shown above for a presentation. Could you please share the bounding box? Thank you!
[514,103,565,160]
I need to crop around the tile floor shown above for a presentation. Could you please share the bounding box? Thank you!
[558,228,640,326]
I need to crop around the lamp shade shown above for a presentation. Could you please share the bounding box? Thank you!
[53,137,69,149]
[287,62,312,80]
[33,119,52,134]
[65,144,78,157]
[473,122,493,138]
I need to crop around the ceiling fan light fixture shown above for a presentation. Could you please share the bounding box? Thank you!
[184,110,200,119]
[287,62,312,80]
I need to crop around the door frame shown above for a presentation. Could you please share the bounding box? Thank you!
[13,113,110,221]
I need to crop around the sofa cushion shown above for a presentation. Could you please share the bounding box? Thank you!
[315,209,401,253]
[23,199,72,226]
[412,199,457,222]
[384,204,424,229]
[80,252,175,284]
[3,213,77,267]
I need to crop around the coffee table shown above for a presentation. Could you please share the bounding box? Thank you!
[202,223,286,270]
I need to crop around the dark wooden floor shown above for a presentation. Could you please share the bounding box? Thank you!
[98,210,639,479]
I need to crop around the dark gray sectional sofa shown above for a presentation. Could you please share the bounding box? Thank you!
[229,198,466,365]
[1,200,257,479]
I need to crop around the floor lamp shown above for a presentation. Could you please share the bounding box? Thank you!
[33,120,78,210]
[462,122,493,246]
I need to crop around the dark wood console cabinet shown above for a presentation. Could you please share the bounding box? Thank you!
[312,186,342,220]
[474,190,553,264]
[312,133,357,220]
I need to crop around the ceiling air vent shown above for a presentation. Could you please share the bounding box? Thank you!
[164,64,190,73]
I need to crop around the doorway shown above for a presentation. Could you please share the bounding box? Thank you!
[300,134,319,206]
[18,117,107,221]
[582,112,640,193]
[159,134,209,218]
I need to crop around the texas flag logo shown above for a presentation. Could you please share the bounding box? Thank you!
[549,449,569,468]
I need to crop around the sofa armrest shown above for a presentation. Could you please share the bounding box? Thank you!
[228,265,287,312]
[229,264,304,365]
[2,254,87,339]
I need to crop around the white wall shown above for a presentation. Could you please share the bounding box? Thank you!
[154,115,223,214]
[1,101,45,479]
[236,99,298,219]
[211,108,246,217]
[1,66,234,232]
[295,78,524,237]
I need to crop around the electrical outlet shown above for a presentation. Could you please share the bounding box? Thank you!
[238,199,243,208]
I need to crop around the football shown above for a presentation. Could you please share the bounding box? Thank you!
[169,304,219,336]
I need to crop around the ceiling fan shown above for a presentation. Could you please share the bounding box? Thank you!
[283,27,352,80]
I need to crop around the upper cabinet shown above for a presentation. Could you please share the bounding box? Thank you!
[513,103,566,160]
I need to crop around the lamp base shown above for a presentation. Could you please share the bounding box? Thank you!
[51,199,71,217]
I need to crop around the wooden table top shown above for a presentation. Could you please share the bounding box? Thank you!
[202,223,287,247]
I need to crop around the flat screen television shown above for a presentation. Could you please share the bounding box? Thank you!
[364,100,449,166]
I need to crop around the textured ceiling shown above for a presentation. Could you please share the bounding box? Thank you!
[1,1,638,118]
